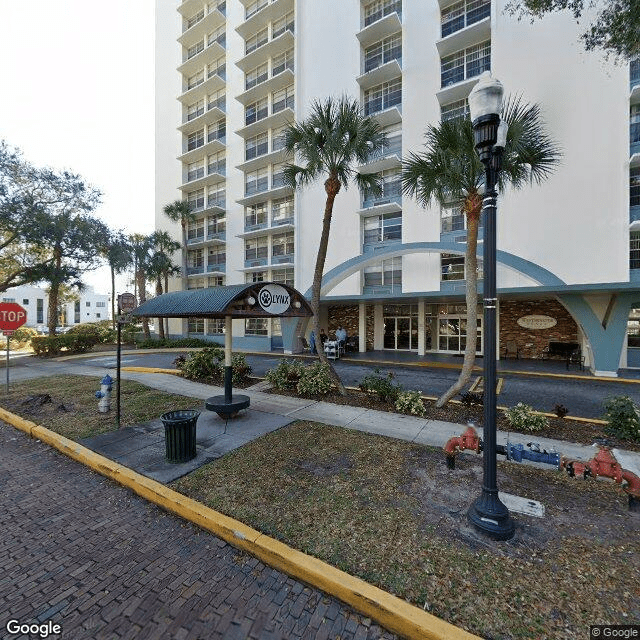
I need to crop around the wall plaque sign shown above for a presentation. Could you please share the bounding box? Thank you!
[517,315,557,330]
[258,284,291,315]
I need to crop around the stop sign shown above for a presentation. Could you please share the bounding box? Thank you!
[0,302,27,331]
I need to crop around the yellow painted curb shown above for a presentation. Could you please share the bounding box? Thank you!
[0,407,480,640]
[121,366,182,375]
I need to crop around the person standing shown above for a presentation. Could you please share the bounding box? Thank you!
[336,325,347,353]
[309,329,317,354]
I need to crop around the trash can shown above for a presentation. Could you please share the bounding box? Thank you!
[160,410,200,463]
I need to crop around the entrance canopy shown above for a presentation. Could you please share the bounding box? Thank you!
[132,282,312,319]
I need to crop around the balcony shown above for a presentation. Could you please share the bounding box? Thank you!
[357,11,402,48]
[363,98,402,127]
[180,166,226,192]
[179,72,226,104]
[360,182,402,211]
[236,181,292,206]
[631,205,640,223]
[236,0,295,40]
[238,220,294,239]
[357,59,402,91]
[178,8,225,46]
[271,253,294,266]
[178,136,225,164]
[236,107,294,140]
[187,265,206,276]
[236,147,285,173]
[236,29,294,73]
[235,69,294,106]
[358,136,402,174]
[179,102,225,135]
[631,123,640,156]
[178,40,226,77]
[244,256,269,269]
[631,58,640,91]
[436,16,490,59]
[207,229,226,243]
[441,0,490,38]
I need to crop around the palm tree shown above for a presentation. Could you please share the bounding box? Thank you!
[163,200,196,296]
[403,97,561,406]
[282,96,386,394]
[129,233,154,340]
[102,232,132,329]
[148,230,181,338]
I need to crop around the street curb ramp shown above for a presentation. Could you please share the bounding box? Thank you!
[0,406,480,640]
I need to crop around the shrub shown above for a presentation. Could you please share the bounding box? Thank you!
[504,403,549,432]
[460,391,484,406]
[359,370,402,404]
[602,395,640,442]
[265,359,305,390]
[296,362,334,397]
[31,334,97,357]
[230,353,252,385]
[395,390,425,416]
[9,327,38,350]
[136,337,215,349]
[554,403,569,418]
[67,322,115,344]
[175,347,252,386]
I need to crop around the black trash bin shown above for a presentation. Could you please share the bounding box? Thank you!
[160,410,200,463]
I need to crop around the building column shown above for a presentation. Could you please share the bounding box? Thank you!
[374,304,384,350]
[417,298,425,356]
[358,302,366,352]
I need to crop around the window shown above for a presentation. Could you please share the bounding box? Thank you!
[441,253,465,280]
[272,196,293,224]
[245,98,268,125]
[245,132,269,160]
[2,298,15,302]
[271,126,287,151]
[245,202,268,228]
[245,168,268,195]
[246,27,268,55]
[272,163,286,188]
[272,11,294,38]
[363,211,402,245]
[246,63,268,90]
[208,246,226,266]
[188,218,205,241]
[187,41,204,60]
[187,160,205,182]
[364,0,401,26]
[631,104,640,145]
[631,231,640,270]
[272,232,294,258]
[22,298,29,305]
[208,212,226,235]
[441,203,465,232]
[272,49,294,76]
[188,317,205,333]
[364,78,401,115]
[363,168,402,204]
[272,85,294,114]
[208,56,226,80]
[246,0,268,20]
[207,319,225,335]
[364,33,402,73]
[187,70,204,90]
[441,99,469,121]
[186,9,204,30]
[631,167,640,207]
[86,301,91,307]
[632,57,640,86]
[208,25,226,48]
[272,267,294,286]
[187,99,205,121]
[441,0,490,38]
[187,129,204,151]
[208,276,224,287]
[363,257,402,288]
[208,151,225,176]
[245,236,269,261]
[208,118,226,143]
[188,249,204,269]
[96,301,106,308]
[245,318,268,335]
[187,188,205,211]
[96,313,101,319]
[208,90,225,112]
[188,278,205,290]
[441,41,490,87]
[246,271,266,283]
[208,183,225,208]
[37,299,43,324]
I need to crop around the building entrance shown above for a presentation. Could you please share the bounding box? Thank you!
[383,304,418,351]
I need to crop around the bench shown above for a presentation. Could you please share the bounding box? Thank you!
[543,341,584,370]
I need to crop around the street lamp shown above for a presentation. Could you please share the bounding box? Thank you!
[467,72,515,541]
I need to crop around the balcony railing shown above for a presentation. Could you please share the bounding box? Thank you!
[245,218,268,231]
[187,265,205,275]
[207,263,226,273]
[364,90,401,116]
[187,168,205,181]
[364,1,401,27]
[631,58,640,89]
[362,136,402,163]
[441,0,490,38]
[187,233,205,244]
[362,181,402,208]
[245,178,269,196]
[441,42,491,88]
[364,48,401,73]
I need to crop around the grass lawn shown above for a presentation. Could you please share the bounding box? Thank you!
[173,421,640,640]
[1,375,199,440]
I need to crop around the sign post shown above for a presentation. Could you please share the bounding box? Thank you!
[116,293,136,426]
[0,302,27,393]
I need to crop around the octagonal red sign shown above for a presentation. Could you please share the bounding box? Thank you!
[0,302,27,331]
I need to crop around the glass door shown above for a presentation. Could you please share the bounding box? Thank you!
[383,316,415,350]
[438,316,483,353]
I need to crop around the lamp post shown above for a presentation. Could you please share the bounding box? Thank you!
[467,72,515,541]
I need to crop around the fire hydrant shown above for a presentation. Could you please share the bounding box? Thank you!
[95,374,113,413]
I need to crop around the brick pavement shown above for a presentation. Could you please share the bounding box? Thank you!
[0,423,397,640]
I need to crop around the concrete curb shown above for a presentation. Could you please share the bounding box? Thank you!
[0,406,480,640]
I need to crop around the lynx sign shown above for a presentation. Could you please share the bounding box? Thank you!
[0,302,27,332]
[258,284,290,315]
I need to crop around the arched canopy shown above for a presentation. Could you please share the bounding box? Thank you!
[132,283,313,319]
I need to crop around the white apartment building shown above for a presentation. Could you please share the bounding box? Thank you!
[156,0,640,375]
[1,285,111,329]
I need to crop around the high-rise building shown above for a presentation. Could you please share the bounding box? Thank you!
[156,0,639,376]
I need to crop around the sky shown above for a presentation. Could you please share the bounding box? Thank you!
[0,0,155,295]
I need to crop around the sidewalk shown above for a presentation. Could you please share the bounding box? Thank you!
[8,357,640,480]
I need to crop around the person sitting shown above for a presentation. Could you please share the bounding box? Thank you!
[320,329,328,346]
[335,326,347,353]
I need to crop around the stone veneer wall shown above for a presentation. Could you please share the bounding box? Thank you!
[326,305,375,350]
[499,299,578,359]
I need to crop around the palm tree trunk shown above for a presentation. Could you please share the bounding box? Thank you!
[136,269,150,340]
[47,249,62,336]
[310,176,346,395]
[436,213,480,407]
[164,273,170,337]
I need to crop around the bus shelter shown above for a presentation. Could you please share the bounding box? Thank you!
[132,283,312,418]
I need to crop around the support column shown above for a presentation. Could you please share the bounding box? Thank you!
[358,302,366,353]
[374,304,384,350]
[224,315,232,403]
[418,299,425,356]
